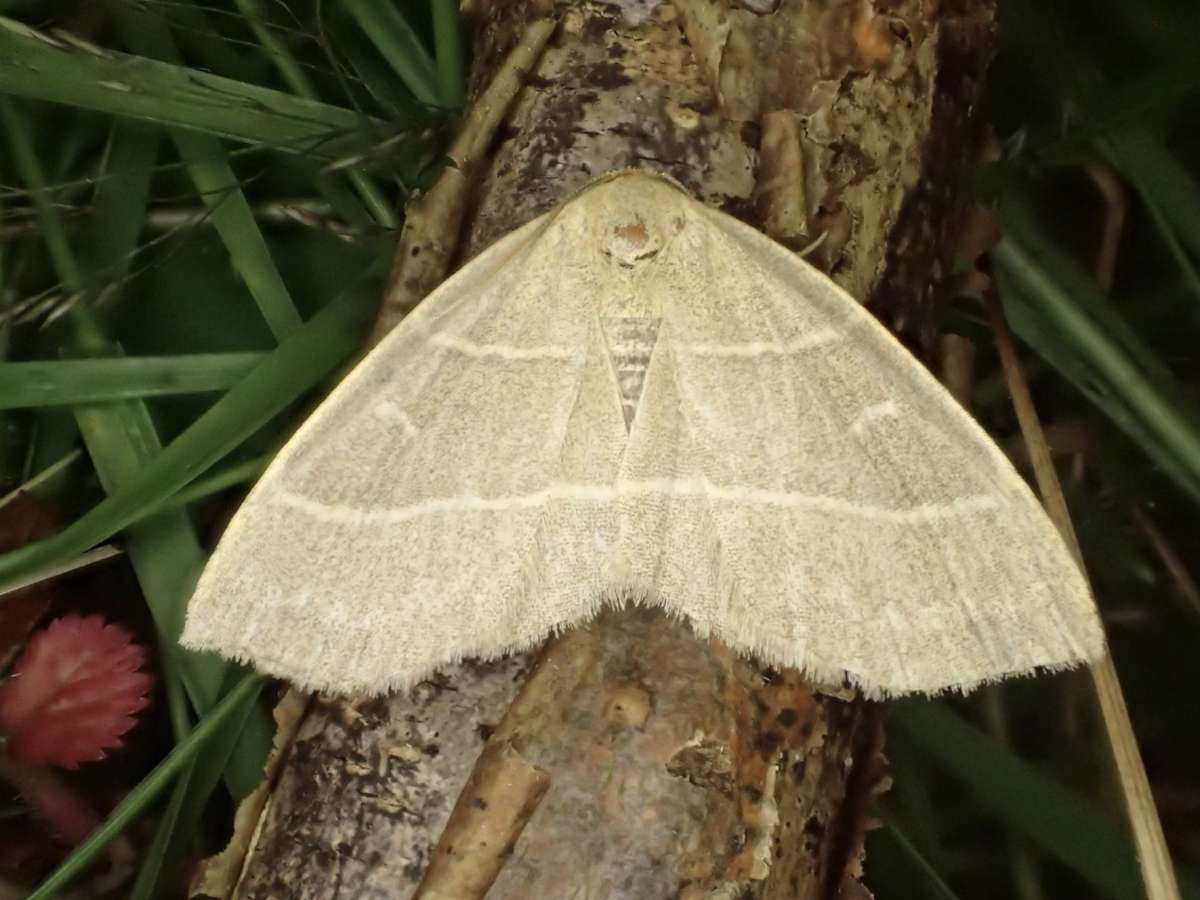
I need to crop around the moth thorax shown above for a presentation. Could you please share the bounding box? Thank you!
[602,317,662,431]
[604,213,663,267]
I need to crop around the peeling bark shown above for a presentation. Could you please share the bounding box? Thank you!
[220,0,995,896]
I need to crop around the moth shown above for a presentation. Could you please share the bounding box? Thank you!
[181,171,1105,698]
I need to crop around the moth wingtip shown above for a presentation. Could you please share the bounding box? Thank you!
[723,619,1108,701]
[853,649,1105,700]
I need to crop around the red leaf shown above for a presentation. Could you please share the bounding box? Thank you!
[0,615,153,768]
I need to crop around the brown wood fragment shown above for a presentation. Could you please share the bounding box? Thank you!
[991,300,1182,900]
[756,109,810,248]
[190,689,310,899]
[371,19,558,343]
[414,742,550,899]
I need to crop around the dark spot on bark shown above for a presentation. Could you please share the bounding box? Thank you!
[582,11,618,42]
[740,785,763,803]
[476,722,495,741]
[792,758,808,782]
[868,13,992,352]
[740,120,762,149]
[826,699,858,731]
[607,43,626,60]
[389,757,420,778]
[471,797,489,810]
[666,740,735,796]
[729,826,747,853]
[424,743,440,757]
[361,697,393,721]
[776,708,799,727]
[487,122,521,159]
[754,730,783,755]
[803,816,826,849]
[717,189,760,223]
[590,60,633,90]
[410,246,421,256]
[402,855,427,881]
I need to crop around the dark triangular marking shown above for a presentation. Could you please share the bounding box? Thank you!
[602,317,662,433]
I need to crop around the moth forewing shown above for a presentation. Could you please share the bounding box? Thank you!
[181,172,1105,697]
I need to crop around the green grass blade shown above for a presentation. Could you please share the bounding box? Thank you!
[0,353,264,408]
[23,408,82,495]
[168,126,303,340]
[129,669,193,900]
[1099,128,1200,298]
[0,449,82,510]
[26,673,264,900]
[996,0,1200,156]
[154,453,270,513]
[0,274,377,592]
[891,701,1200,900]
[115,11,303,341]
[128,758,194,900]
[323,11,424,123]
[0,545,121,598]
[0,16,394,160]
[876,821,963,900]
[3,105,204,665]
[0,95,84,292]
[131,666,262,899]
[232,0,397,229]
[81,122,160,279]
[885,725,947,872]
[4,108,270,795]
[163,1,261,86]
[430,0,465,109]
[73,393,220,701]
[994,193,1200,502]
[138,2,378,231]
[343,0,440,107]
[232,0,317,98]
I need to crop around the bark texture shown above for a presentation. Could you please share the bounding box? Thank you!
[217,0,995,896]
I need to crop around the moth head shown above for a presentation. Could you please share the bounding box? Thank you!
[564,172,691,269]
[605,215,661,267]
